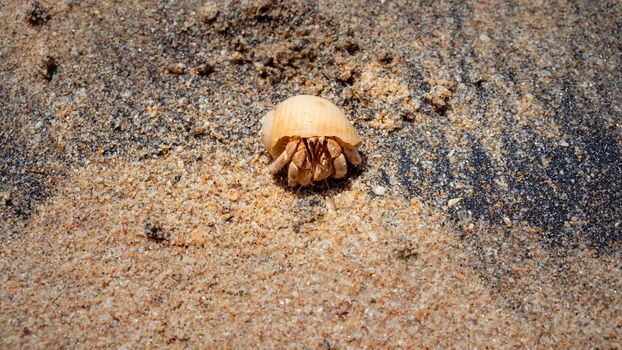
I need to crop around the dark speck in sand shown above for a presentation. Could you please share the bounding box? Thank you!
[25,1,50,26]
[144,219,170,242]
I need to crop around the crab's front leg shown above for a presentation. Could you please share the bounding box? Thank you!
[288,162,312,187]
[326,138,347,178]
[341,142,362,166]
[332,154,347,178]
[268,138,300,174]
[311,137,334,181]
[289,161,314,187]
[287,162,300,187]
[313,152,334,181]
[289,142,313,186]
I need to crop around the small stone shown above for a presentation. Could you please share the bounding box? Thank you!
[0,191,9,205]
[191,127,204,136]
[463,223,475,233]
[200,3,219,22]
[447,197,462,208]
[479,33,491,42]
[559,140,569,147]
[368,231,378,242]
[166,63,185,75]
[373,186,386,196]
[228,51,245,64]
[423,85,453,108]
[502,216,513,227]
[197,63,214,76]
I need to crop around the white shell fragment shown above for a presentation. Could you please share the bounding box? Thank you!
[261,95,362,157]
[373,186,386,196]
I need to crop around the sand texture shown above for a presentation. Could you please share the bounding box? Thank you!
[1,0,621,348]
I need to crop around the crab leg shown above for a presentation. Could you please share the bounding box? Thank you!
[342,143,362,166]
[332,154,347,178]
[268,139,300,174]
[310,137,333,181]
[290,140,313,186]
[287,162,300,187]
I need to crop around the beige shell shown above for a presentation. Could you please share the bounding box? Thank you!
[261,95,362,157]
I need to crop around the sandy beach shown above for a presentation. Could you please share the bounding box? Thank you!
[1,0,620,348]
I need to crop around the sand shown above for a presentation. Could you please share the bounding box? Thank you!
[1,0,621,348]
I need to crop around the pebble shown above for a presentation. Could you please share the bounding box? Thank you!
[368,231,378,241]
[447,197,462,208]
[503,216,513,227]
[373,186,386,196]
[197,63,214,76]
[166,63,185,75]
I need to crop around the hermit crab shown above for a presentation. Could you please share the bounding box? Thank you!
[261,95,362,187]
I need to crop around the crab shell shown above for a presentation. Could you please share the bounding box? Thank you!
[261,95,362,157]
